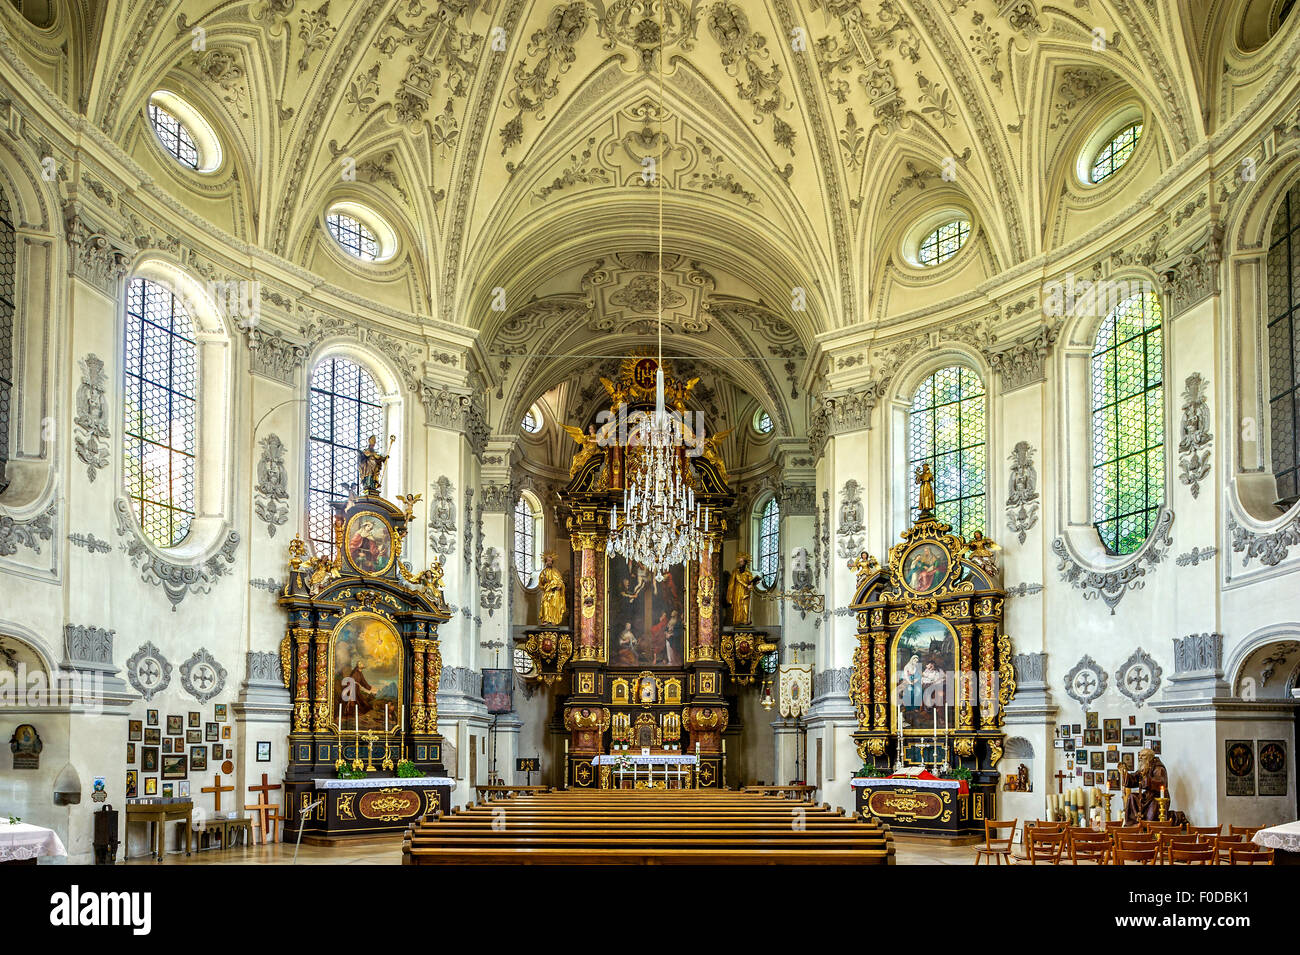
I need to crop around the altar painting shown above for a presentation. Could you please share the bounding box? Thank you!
[894,616,956,732]
[333,613,402,730]
[901,542,949,595]
[345,513,393,576]
[608,556,685,667]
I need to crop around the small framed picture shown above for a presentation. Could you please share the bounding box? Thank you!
[1086,712,1099,730]
[166,714,183,735]
[1084,771,1096,786]
[1151,739,1161,754]
[1090,751,1104,770]
[1103,719,1121,744]
[142,747,159,772]
[1075,766,1084,776]
[224,748,233,760]
[146,709,159,727]
[126,743,136,764]
[162,755,187,780]
[188,712,200,728]
[1122,752,1136,771]
[1058,723,1070,737]
[221,725,231,740]
[1070,723,1082,735]
[177,780,190,798]
[161,738,172,754]
[1074,736,1084,748]
[1128,714,1137,726]
[144,727,161,745]
[1122,728,1143,747]
[162,783,173,798]
[128,720,143,741]
[257,741,271,762]
[1075,749,1087,763]
[190,746,207,772]
[126,770,138,798]
[1106,749,1120,764]
[144,777,158,796]
[1144,722,1157,738]
[205,722,219,741]
[214,704,228,721]
[186,730,201,744]
[1084,728,1103,746]
[1053,738,1065,749]
[211,743,222,760]
[1107,769,1121,790]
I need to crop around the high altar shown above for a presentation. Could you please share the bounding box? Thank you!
[845,472,1015,836]
[276,476,454,842]
[517,356,772,789]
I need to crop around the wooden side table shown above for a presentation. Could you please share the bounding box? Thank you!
[125,802,194,862]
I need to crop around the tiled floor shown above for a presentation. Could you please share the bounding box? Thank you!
[123,837,980,865]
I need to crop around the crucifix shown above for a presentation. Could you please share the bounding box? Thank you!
[245,774,283,844]
[1054,769,1070,794]
[202,773,235,812]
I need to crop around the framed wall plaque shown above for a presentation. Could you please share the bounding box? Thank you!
[1225,740,1255,796]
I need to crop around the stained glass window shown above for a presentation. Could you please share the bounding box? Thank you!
[754,409,773,434]
[1091,290,1165,554]
[147,102,200,169]
[1267,179,1300,505]
[0,187,14,494]
[756,497,780,588]
[909,366,987,537]
[122,278,198,547]
[917,218,970,266]
[326,212,379,261]
[514,493,540,586]
[1090,122,1142,183]
[307,357,383,556]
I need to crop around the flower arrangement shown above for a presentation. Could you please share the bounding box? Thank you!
[938,766,972,781]
[396,759,422,778]
[855,762,894,779]
[335,762,366,780]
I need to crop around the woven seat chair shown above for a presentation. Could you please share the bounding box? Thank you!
[974,819,1017,866]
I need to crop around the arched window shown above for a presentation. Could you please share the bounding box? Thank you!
[522,404,542,434]
[514,492,542,587]
[1267,179,1300,507]
[755,497,780,588]
[147,102,199,169]
[753,409,773,435]
[1090,290,1164,555]
[1090,122,1142,183]
[122,278,198,547]
[0,186,14,494]
[307,357,384,555]
[908,365,986,537]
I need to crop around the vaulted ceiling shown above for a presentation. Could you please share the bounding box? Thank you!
[5,0,1290,438]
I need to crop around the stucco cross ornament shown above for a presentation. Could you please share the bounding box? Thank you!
[1075,672,1096,696]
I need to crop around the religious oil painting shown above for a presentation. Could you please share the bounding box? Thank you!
[345,513,394,576]
[166,715,183,735]
[893,616,956,732]
[1121,728,1142,747]
[161,755,187,780]
[1103,718,1120,743]
[333,612,403,731]
[608,556,685,668]
[901,542,949,595]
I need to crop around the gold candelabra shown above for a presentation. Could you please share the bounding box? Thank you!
[382,727,395,772]
[363,730,378,772]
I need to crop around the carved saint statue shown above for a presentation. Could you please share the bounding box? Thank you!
[914,462,936,513]
[358,435,395,495]
[538,551,567,626]
[726,553,755,627]
[1123,748,1170,824]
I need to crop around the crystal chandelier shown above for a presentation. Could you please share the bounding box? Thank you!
[606,4,709,581]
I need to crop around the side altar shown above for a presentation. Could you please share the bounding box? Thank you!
[276,460,455,842]
[846,467,1014,836]
[515,356,777,790]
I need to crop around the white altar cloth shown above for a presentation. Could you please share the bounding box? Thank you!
[1253,820,1300,852]
[850,777,963,790]
[0,822,66,862]
[312,776,454,790]
[591,755,697,766]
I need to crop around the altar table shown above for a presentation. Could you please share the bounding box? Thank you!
[293,776,455,842]
[0,821,66,864]
[851,775,995,836]
[593,754,698,789]
[1253,820,1300,864]
[125,801,194,861]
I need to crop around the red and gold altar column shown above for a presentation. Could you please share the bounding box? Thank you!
[872,629,889,732]
[409,639,428,734]
[694,537,720,660]
[292,627,312,733]
[573,532,601,661]
[956,623,975,731]
[977,623,998,730]
[312,630,331,732]
[425,640,442,734]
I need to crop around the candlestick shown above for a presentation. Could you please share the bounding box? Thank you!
[385,704,389,735]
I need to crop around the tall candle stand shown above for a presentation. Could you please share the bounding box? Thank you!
[1155,791,1169,822]
[351,724,364,773]
[382,727,395,772]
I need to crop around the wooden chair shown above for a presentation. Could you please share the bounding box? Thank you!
[1228,824,1262,839]
[974,819,1017,865]
[1214,835,1247,864]
[1188,824,1222,838]
[1228,847,1274,865]
[1116,833,1157,849]
[1068,830,1111,864]
[1115,846,1158,865]
[1027,829,1065,864]
[1143,821,1183,836]
[1161,834,1202,863]
[1169,844,1216,865]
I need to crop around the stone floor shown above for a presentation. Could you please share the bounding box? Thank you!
[122,836,981,865]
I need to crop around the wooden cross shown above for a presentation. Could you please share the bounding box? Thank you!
[248,773,281,802]
[1054,770,1070,794]
[245,774,283,843]
[201,773,234,812]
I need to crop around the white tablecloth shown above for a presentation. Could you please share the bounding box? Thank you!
[0,822,66,862]
[591,755,698,766]
[850,777,963,791]
[1253,820,1300,852]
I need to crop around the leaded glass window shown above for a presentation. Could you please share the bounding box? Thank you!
[1267,179,1300,505]
[908,366,987,537]
[147,102,200,169]
[1090,122,1142,183]
[917,218,970,266]
[325,212,379,261]
[514,493,540,587]
[123,278,198,547]
[756,497,780,588]
[307,358,383,556]
[1090,290,1165,555]
[0,187,13,494]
